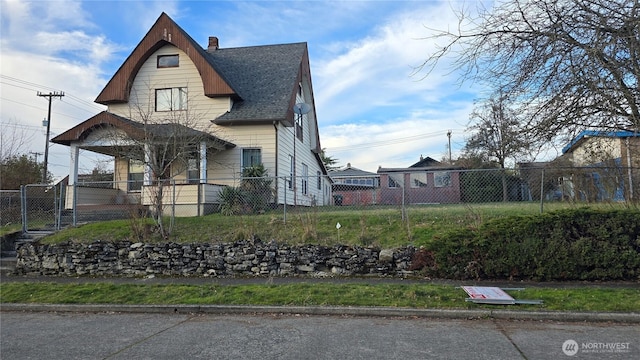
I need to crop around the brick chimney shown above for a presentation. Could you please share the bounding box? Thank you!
[208,36,219,51]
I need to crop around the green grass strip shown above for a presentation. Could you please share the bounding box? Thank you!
[1,282,638,312]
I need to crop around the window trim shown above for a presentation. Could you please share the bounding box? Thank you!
[187,157,200,184]
[128,159,144,192]
[434,171,452,188]
[157,54,179,68]
[410,172,428,188]
[155,87,187,112]
[241,148,262,170]
[388,176,400,188]
[302,163,308,195]
[288,155,294,190]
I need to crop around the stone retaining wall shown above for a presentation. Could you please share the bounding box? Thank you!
[15,240,418,278]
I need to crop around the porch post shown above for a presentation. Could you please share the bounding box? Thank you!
[69,143,79,185]
[200,141,207,184]
[143,143,152,186]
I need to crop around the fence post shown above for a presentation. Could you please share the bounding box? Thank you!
[20,185,26,233]
[539,168,545,213]
[283,176,287,224]
[72,183,77,226]
[172,180,176,230]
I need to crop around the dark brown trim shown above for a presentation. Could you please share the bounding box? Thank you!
[95,13,236,105]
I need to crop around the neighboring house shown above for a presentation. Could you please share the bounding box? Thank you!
[52,13,329,216]
[559,129,639,201]
[329,163,380,205]
[377,156,462,205]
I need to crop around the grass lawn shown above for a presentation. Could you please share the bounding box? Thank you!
[1,282,638,312]
[39,201,609,248]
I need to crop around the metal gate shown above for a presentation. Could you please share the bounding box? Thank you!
[21,184,63,233]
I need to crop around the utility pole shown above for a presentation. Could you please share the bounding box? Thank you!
[447,130,452,163]
[37,91,64,183]
[29,151,43,163]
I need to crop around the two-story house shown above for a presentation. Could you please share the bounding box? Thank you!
[52,13,329,216]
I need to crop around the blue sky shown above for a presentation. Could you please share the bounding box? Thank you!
[1,0,487,178]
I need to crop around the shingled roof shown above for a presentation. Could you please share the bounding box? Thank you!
[95,12,311,128]
[209,42,309,125]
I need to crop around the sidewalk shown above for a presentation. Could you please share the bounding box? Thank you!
[2,274,639,323]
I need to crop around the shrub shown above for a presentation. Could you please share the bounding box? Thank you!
[219,164,274,215]
[423,208,640,281]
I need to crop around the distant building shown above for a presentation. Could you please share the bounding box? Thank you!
[329,163,380,205]
[377,156,463,205]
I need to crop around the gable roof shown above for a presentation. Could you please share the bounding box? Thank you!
[95,12,236,105]
[410,156,441,168]
[562,130,638,154]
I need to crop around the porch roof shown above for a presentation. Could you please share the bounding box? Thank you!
[51,111,236,150]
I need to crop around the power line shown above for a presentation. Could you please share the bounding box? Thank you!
[1,75,105,113]
[328,129,463,152]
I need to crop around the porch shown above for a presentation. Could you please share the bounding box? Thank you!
[64,182,227,217]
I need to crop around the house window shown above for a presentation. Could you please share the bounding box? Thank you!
[157,54,179,68]
[434,172,452,187]
[295,114,304,142]
[187,157,199,184]
[388,175,400,188]
[155,87,187,111]
[242,148,261,170]
[410,172,428,188]
[317,171,321,190]
[288,155,294,190]
[302,163,308,195]
[128,159,144,192]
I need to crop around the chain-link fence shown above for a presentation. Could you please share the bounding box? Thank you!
[10,164,639,235]
[0,190,21,227]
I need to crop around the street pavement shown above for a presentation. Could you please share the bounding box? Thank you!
[1,311,638,359]
[1,274,639,358]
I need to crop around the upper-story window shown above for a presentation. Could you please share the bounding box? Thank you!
[157,54,179,68]
[156,87,187,111]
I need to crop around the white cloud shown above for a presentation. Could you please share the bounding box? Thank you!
[311,2,482,170]
[0,0,114,178]
[0,0,485,179]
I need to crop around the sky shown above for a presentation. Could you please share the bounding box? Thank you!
[0,0,491,179]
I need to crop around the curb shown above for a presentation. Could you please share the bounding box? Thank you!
[2,303,639,323]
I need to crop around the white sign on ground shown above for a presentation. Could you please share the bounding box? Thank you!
[461,286,544,305]
[462,286,516,305]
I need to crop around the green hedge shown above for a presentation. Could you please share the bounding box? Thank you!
[424,208,640,281]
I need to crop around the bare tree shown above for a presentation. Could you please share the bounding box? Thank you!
[464,95,534,169]
[0,118,34,162]
[105,83,220,238]
[419,0,640,139]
